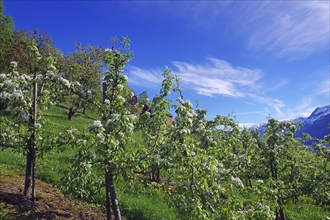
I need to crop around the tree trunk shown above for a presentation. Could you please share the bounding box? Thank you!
[156,164,160,183]
[68,102,81,120]
[68,107,75,120]
[24,81,37,202]
[105,171,112,220]
[105,170,121,220]
[102,82,107,103]
[23,137,33,196]
[279,206,286,220]
[275,198,287,220]
[247,176,253,188]
[31,146,36,201]
[31,81,37,201]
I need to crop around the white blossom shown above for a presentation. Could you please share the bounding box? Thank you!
[73,81,81,87]
[117,95,125,103]
[92,120,102,128]
[12,90,24,99]
[104,99,110,105]
[117,84,124,90]
[96,133,105,142]
[187,112,193,118]
[127,123,134,129]
[49,65,56,71]
[4,80,14,88]
[0,73,6,79]
[46,71,55,78]
[238,154,246,163]
[185,100,192,107]
[178,104,186,111]
[59,77,71,88]
[256,179,264,183]
[231,176,244,188]
[10,61,18,68]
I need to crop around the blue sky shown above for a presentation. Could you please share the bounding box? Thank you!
[4,1,330,127]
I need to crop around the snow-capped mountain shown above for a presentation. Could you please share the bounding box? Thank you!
[302,105,330,126]
[251,105,330,142]
[294,105,330,141]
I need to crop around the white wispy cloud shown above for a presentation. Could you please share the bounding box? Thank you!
[249,94,285,116]
[173,57,262,97]
[126,66,163,87]
[264,79,289,92]
[128,57,262,97]
[161,1,329,58]
[318,79,330,96]
[245,1,330,57]
[127,57,290,116]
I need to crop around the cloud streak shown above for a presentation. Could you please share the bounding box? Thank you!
[127,57,288,115]
[172,58,262,97]
[245,1,330,57]
[161,1,329,58]
[128,57,262,97]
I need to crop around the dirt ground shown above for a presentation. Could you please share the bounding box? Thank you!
[0,175,107,220]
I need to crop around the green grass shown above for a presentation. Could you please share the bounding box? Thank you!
[285,196,330,220]
[117,179,179,220]
[0,148,25,175]
[42,105,97,133]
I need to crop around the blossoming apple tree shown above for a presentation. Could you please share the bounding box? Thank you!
[0,40,86,201]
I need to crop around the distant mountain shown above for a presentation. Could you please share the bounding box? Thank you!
[250,105,330,143]
[294,105,330,141]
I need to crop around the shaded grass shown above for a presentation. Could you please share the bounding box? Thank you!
[117,179,179,220]
[285,196,330,220]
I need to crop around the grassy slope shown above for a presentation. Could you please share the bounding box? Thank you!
[1,106,329,219]
[0,106,179,220]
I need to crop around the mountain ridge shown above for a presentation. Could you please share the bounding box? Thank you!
[250,105,330,142]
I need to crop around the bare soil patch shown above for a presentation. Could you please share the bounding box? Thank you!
[0,175,107,219]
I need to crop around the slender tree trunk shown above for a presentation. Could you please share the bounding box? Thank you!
[109,172,121,220]
[102,82,107,103]
[68,102,81,120]
[31,80,37,201]
[156,164,160,183]
[105,170,121,220]
[247,175,253,188]
[31,145,36,200]
[68,107,75,120]
[23,137,33,196]
[24,80,37,202]
[279,205,286,220]
[105,171,112,220]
